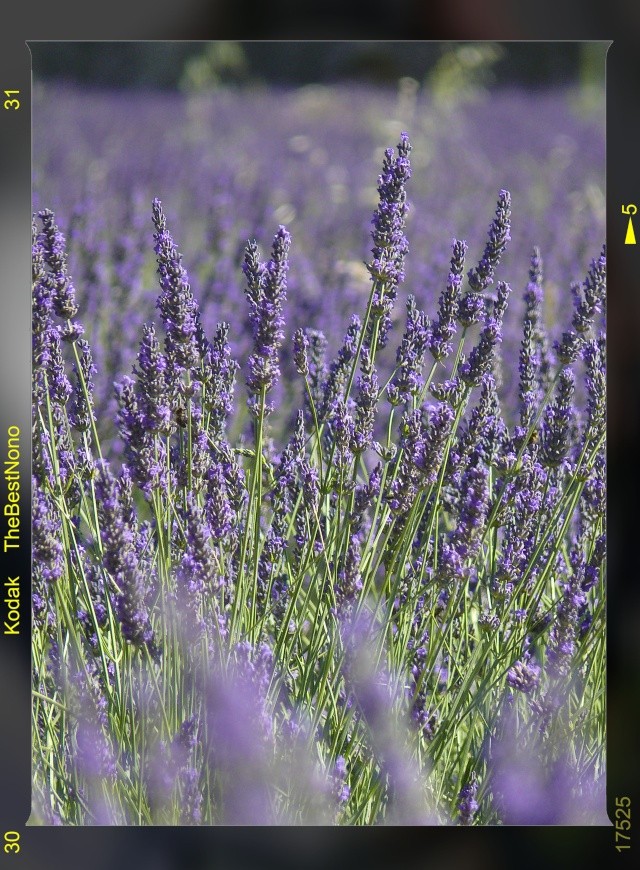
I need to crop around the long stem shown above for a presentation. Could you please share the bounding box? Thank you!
[250,386,266,643]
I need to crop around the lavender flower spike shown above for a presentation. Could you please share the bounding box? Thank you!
[460,281,511,387]
[457,774,479,825]
[133,323,172,435]
[292,327,309,376]
[540,368,575,468]
[388,295,430,405]
[69,338,97,433]
[37,207,79,320]
[351,347,379,454]
[429,239,466,361]
[94,462,155,651]
[467,189,511,294]
[366,133,412,348]
[199,321,238,442]
[152,197,201,374]
[369,133,412,287]
[243,226,291,404]
[572,244,606,334]
[582,337,605,451]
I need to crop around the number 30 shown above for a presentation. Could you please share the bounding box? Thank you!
[3,831,20,854]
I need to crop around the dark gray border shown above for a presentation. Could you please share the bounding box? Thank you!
[1,8,638,867]
[0,37,32,833]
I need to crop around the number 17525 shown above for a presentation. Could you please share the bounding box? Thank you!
[615,796,631,852]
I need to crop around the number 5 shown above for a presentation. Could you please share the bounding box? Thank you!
[622,204,637,215]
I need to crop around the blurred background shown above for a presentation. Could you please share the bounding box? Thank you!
[31,39,602,90]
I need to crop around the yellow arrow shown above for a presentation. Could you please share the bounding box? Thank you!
[625,217,636,245]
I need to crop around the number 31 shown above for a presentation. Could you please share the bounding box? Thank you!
[3,89,20,110]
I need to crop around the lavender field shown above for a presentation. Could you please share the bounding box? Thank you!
[31,70,606,825]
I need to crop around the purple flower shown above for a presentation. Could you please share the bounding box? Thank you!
[331,756,351,805]
[276,409,306,499]
[540,368,575,468]
[257,413,309,612]
[292,327,309,376]
[459,281,511,387]
[320,316,360,421]
[334,535,363,617]
[37,208,79,320]
[388,295,431,405]
[386,402,454,514]
[258,512,289,614]
[406,645,437,742]
[452,373,506,473]
[368,133,412,287]
[300,460,320,514]
[351,461,382,534]
[45,326,73,407]
[71,663,116,782]
[243,225,291,402]
[522,247,553,395]
[340,614,436,824]
[506,656,541,694]
[204,461,237,543]
[74,702,116,782]
[115,375,168,494]
[546,567,587,679]
[304,328,328,415]
[94,461,155,651]
[132,323,172,434]
[517,249,552,437]
[410,403,455,484]
[152,197,201,375]
[74,552,109,651]
[439,459,490,585]
[327,396,355,472]
[351,347,378,454]
[554,329,582,366]
[60,320,84,343]
[198,320,238,441]
[466,189,511,294]
[488,704,605,824]
[177,494,226,641]
[210,441,248,517]
[495,453,546,590]
[457,774,479,825]
[456,291,485,328]
[31,420,53,492]
[429,376,465,408]
[179,494,221,595]
[68,338,96,433]
[32,482,64,585]
[32,216,51,352]
[429,239,466,361]
[571,245,606,334]
[366,133,412,348]
[581,450,605,527]
[582,337,605,452]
